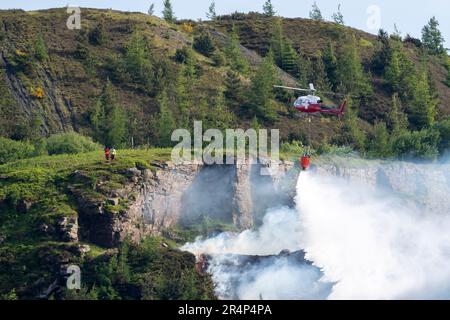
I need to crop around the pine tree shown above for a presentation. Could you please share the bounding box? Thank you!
[385,49,402,92]
[270,18,284,67]
[148,3,155,15]
[224,70,244,110]
[34,34,48,61]
[263,0,276,17]
[281,39,298,75]
[156,89,177,147]
[310,2,323,21]
[421,17,445,55]
[392,24,402,41]
[389,93,408,134]
[193,32,216,57]
[310,51,330,90]
[337,36,372,97]
[206,1,217,20]
[249,51,278,121]
[370,122,390,158]
[332,4,344,25]
[162,0,175,23]
[296,54,311,86]
[409,71,437,129]
[175,46,196,78]
[91,81,127,147]
[125,31,153,89]
[342,99,366,152]
[226,24,249,74]
[322,42,338,89]
[372,29,392,75]
[269,18,300,77]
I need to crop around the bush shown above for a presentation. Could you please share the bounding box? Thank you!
[433,118,450,153]
[34,35,48,61]
[391,129,440,159]
[0,138,35,165]
[212,50,226,67]
[174,46,194,64]
[193,32,215,57]
[89,23,106,45]
[404,34,422,48]
[45,132,100,155]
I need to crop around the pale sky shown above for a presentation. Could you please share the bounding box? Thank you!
[1,1,449,47]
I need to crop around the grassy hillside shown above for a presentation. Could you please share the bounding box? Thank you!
[210,12,450,122]
[0,148,220,300]
[0,8,449,299]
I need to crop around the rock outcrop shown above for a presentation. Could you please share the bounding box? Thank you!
[73,160,298,248]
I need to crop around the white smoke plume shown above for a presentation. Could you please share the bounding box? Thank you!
[183,160,450,300]
[297,171,450,299]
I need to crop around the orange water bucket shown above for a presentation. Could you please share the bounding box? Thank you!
[300,156,311,170]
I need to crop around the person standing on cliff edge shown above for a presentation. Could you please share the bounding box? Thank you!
[104,146,110,161]
[110,147,117,161]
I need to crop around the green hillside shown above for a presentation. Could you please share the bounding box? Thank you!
[1,8,448,153]
[1,5,450,300]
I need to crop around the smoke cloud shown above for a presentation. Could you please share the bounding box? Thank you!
[183,160,450,300]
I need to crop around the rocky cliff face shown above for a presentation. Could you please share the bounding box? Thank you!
[74,160,298,248]
[316,157,450,213]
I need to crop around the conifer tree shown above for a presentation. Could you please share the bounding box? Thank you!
[249,51,278,121]
[296,55,311,87]
[125,31,153,89]
[310,51,330,90]
[156,89,176,147]
[409,71,437,129]
[148,3,155,16]
[162,0,175,23]
[226,24,249,74]
[342,99,366,152]
[337,36,372,96]
[385,49,402,92]
[206,1,217,20]
[332,4,344,25]
[263,0,276,17]
[372,29,392,75]
[389,93,408,134]
[281,39,298,75]
[370,122,390,158]
[322,42,338,90]
[269,18,301,78]
[224,70,245,110]
[310,2,323,21]
[91,81,127,147]
[421,17,446,55]
[34,34,48,61]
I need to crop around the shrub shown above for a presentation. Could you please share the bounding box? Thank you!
[433,118,450,153]
[45,132,100,155]
[193,32,215,57]
[212,50,226,67]
[0,138,36,165]
[174,46,194,64]
[34,35,48,61]
[89,23,106,45]
[391,129,440,159]
[181,22,193,33]
[404,34,422,48]
[30,87,44,99]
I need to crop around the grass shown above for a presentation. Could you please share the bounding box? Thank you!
[0,148,172,245]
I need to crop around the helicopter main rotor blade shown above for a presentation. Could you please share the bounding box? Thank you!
[318,90,359,98]
[273,85,311,92]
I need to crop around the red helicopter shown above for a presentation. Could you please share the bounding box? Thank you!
[274,83,348,118]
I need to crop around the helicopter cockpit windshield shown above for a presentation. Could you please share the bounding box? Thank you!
[294,96,321,107]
